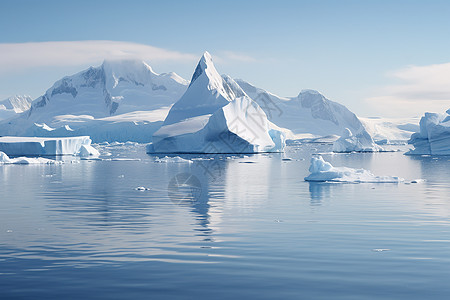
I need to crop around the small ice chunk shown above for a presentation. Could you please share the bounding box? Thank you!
[411,179,425,184]
[154,156,193,163]
[333,128,383,153]
[111,158,141,161]
[135,186,151,191]
[304,156,403,183]
[78,144,100,157]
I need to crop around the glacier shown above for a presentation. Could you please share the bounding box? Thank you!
[0,136,98,156]
[406,109,450,155]
[360,116,419,143]
[332,128,383,152]
[0,60,188,143]
[150,52,285,154]
[304,156,403,183]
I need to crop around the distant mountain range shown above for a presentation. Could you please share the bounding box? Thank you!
[0,53,417,144]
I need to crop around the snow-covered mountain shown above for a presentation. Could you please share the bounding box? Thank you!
[0,95,32,120]
[150,52,284,153]
[0,60,188,142]
[235,79,371,140]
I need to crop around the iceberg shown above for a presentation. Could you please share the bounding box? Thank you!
[406,109,450,155]
[0,136,97,156]
[150,52,285,154]
[0,151,62,165]
[304,156,403,183]
[332,128,383,152]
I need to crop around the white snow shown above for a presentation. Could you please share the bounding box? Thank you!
[304,156,404,183]
[0,151,62,165]
[332,128,383,152]
[151,52,285,154]
[0,136,96,156]
[406,109,450,155]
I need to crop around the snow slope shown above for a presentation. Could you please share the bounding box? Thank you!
[0,136,96,156]
[150,52,285,153]
[406,109,450,155]
[304,156,403,183]
[0,95,32,120]
[235,79,371,140]
[0,60,188,142]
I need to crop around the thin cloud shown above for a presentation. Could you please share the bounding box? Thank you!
[219,51,257,63]
[0,40,198,75]
[366,63,450,117]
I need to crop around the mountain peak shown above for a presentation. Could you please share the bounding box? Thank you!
[200,51,212,64]
[163,52,238,125]
[189,51,216,86]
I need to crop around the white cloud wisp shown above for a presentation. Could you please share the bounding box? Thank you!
[0,40,198,75]
[366,63,450,117]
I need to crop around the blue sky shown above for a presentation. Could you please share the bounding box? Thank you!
[1,0,450,117]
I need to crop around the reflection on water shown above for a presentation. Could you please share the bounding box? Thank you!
[1,144,450,299]
[308,182,328,205]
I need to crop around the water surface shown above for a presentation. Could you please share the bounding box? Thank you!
[1,143,450,299]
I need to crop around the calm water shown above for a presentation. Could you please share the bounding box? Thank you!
[1,143,450,299]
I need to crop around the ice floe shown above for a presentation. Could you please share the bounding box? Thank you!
[0,151,62,165]
[154,156,193,163]
[332,128,383,153]
[304,156,403,183]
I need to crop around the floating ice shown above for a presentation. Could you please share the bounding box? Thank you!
[332,128,383,153]
[154,156,193,163]
[0,151,62,165]
[78,144,100,157]
[410,179,426,184]
[135,186,151,191]
[0,136,96,156]
[304,156,403,183]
